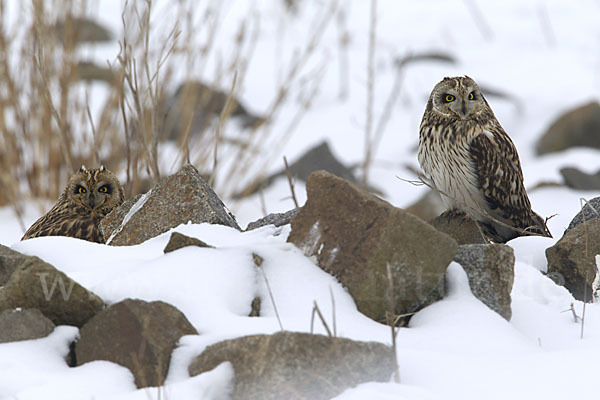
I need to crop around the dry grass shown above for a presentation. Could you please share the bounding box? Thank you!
[0,0,340,224]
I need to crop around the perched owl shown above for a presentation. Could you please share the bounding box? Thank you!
[418,76,551,243]
[22,166,124,243]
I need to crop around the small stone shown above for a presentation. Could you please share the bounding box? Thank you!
[188,332,395,400]
[163,232,213,254]
[430,210,488,245]
[101,164,240,246]
[454,244,515,320]
[76,298,197,388]
[249,297,261,317]
[0,308,55,343]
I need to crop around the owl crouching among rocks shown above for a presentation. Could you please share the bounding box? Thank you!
[22,165,124,243]
[418,76,551,243]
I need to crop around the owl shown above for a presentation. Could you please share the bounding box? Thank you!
[22,166,124,243]
[418,76,551,243]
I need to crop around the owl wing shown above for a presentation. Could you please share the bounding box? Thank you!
[468,124,541,232]
[22,201,104,243]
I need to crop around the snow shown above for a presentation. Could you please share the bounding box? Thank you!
[2,0,600,399]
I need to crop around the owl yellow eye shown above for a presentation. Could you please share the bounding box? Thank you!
[77,186,87,194]
[98,185,108,193]
[468,92,475,100]
[444,94,455,103]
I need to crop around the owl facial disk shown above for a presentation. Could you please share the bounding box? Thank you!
[437,87,481,119]
[72,182,112,210]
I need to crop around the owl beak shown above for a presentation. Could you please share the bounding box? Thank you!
[460,100,467,118]
[88,195,95,209]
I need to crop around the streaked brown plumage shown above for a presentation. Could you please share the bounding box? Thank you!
[418,76,551,243]
[22,166,124,243]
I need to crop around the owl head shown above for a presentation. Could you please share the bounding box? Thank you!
[65,165,124,214]
[428,76,489,120]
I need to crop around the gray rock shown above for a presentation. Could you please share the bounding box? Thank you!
[53,17,112,45]
[0,308,55,343]
[430,210,488,245]
[287,171,457,322]
[74,61,114,84]
[245,208,300,231]
[0,244,27,286]
[101,164,240,246]
[565,196,600,234]
[163,232,213,254]
[235,141,360,198]
[161,80,264,142]
[536,101,600,155]
[546,219,600,302]
[188,332,395,400]
[405,189,446,222]
[76,298,198,388]
[560,167,600,191]
[0,256,104,327]
[454,244,515,320]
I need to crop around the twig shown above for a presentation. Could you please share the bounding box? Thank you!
[537,3,556,47]
[253,253,284,331]
[209,72,238,187]
[463,0,493,41]
[310,301,332,337]
[85,91,101,166]
[283,156,299,208]
[362,0,377,186]
[386,262,401,383]
[329,286,337,337]
[566,303,580,323]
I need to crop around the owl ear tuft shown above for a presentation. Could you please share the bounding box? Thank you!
[79,165,88,173]
[99,165,106,172]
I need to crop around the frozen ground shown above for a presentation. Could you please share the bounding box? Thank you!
[1,0,600,399]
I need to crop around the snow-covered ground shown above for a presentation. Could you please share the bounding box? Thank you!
[2,0,600,399]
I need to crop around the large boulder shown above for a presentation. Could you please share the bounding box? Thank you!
[0,256,104,327]
[546,219,600,302]
[536,102,600,155]
[76,298,197,388]
[0,308,55,343]
[188,332,395,400]
[287,171,458,322]
[430,210,488,245]
[101,164,240,246]
[454,244,515,320]
[565,196,600,233]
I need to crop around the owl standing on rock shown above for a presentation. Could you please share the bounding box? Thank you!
[22,166,124,243]
[418,76,551,243]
